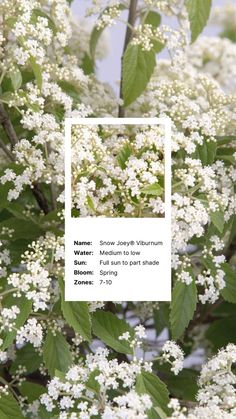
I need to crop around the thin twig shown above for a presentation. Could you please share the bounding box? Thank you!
[118,0,138,117]
[0,137,15,161]
[0,103,18,146]
[32,183,51,214]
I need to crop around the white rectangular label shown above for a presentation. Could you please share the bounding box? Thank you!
[65,118,171,301]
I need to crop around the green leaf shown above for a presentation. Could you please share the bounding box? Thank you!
[0,393,24,419]
[170,280,197,340]
[43,330,72,376]
[19,382,46,403]
[117,144,132,169]
[10,343,42,374]
[206,316,236,351]
[0,91,16,103]
[157,365,198,402]
[136,370,170,414]
[81,53,94,75]
[220,263,236,303]
[29,57,42,90]
[185,0,212,43]
[154,304,170,335]
[210,210,224,234]
[0,217,43,240]
[92,311,134,354]
[148,407,166,419]
[58,81,80,102]
[9,68,22,91]
[141,183,163,196]
[195,140,217,165]
[2,297,32,350]
[122,44,156,106]
[87,196,96,212]
[86,369,100,394]
[60,280,92,341]
[144,11,161,27]
[90,26,104,60]
[38,405,55,419]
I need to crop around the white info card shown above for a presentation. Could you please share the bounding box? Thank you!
[65,118,171,301]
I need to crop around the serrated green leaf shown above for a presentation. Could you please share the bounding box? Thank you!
[43,330,72,376]
[157,364,198,402]
[220,263,236,303]
[141,183,163,196]
[122,44,156,106]
[60,280,91,341]
[18,382,46,403]
[144,10,161,27]
[186,0,212,43]
[136,370,170,414]
[206,316,236,351]
[0,393,24,419]
[9,68,22,91]
[10,343,42,374]
[210,210,224,234]
[29,57,42,90]
[0,217,43,240]
[194,140,216,165]
[117,143,132,169]
[170,280,197,340]
[92,311,134,354]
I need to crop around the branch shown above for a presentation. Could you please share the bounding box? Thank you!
[118,0,138,117]
[0,138,15,161]
[0,103,18,146]
[225,233,236,262]
[32,183,51,215]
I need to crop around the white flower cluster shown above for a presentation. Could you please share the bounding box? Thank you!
[41,345,152,418]
[169,344,236,418]
[161,340,184,375]
[0,240,11,278]
[196,236,226,304]
[132,23,186,62]
[96,5,122,30]
[0,305,20,332]
[7,232,64,311]
[71,124,165,217]
[0,0,89,200]
[16,318,43,348]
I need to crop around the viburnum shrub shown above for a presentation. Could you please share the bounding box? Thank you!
[0,0,235,418]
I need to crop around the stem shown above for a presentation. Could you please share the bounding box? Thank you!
[118,0,138,117]
[0,287,18,298]
[0,103,18,146]
[32,183,51,214]
[0,138,15,161]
